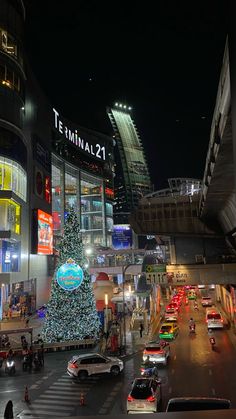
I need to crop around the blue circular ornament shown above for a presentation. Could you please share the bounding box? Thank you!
[56,259,84,291]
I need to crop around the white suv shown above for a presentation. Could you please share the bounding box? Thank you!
[67,353,124,380]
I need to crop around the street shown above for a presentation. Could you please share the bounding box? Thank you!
[0,296,236,417]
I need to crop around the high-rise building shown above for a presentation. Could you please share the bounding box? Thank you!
[107,103,152,224]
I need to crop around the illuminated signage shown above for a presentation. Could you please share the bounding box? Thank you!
[112,224,132,249]
[37,209,53,255]
[45,176,51,203]
[56,258,84,291]
[53,108,106,161]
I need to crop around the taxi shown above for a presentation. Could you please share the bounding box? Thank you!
[159,322,179,340]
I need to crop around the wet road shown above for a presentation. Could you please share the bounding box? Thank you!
[1,293,236,417]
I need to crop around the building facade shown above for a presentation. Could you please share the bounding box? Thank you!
[107,102,152,224]
[0,0,114,311]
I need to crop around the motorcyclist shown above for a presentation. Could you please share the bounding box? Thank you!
[7,348,13,360]
[189,318,195,330]
[142,356,159,378]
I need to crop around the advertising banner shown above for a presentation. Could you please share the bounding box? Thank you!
[37,209,53,255]
[112,224,132,249]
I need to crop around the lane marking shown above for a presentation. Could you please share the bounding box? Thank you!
[171,369,175,374]
[29,384,39,390]
[20,410,69,417]
[174,355,177,360]
[38,399,77,406]
[212,388,216,395]
[41,394,82,400]
[209,369,212,375]
[29,404,72,411]
[169,387,172,394]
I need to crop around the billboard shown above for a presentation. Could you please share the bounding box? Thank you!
[37,209,53,255]
[112,224,132,249]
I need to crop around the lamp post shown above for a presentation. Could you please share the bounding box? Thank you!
[104,293,108,335]
[122,263,133,354]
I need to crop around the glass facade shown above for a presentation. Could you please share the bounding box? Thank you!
[0,240,20,272]
[52,154,113,246]
[0,27,23,66]
[0,199,21,234]
[0,157,27,201]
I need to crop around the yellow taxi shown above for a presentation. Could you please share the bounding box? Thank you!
[159,322,179,340]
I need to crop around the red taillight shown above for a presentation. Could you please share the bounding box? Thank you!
[147,395,156,402]
[221,319,223,322]
[127,395,134,402]
[140,368,145,372]
[69,363,78,369]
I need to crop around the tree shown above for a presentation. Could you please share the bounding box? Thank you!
[42,207,100,342]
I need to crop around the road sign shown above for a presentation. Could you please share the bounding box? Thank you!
[146,272,167,285]
[144,264,166,273]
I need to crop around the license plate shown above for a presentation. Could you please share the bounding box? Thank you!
[137,404,144,408]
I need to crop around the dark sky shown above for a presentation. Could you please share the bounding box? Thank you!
[24,1,228,190]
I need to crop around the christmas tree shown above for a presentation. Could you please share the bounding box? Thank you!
[42,207,100,342]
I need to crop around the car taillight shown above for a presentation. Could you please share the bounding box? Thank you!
[127,395,134,402]
[140,368,145,372]
[221,319,223,322]
[70,363,78,369]
[147,395,156,402]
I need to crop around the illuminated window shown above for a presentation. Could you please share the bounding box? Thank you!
[0,199,21,234]
[0,157,26,201]
[0,28,23,66]
[0,63,22,94]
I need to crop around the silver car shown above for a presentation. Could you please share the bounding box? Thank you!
[67,353,124,380]
[127,377,162,414]
[143,340,170,365]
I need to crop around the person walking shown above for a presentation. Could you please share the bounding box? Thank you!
[139,323,144,338]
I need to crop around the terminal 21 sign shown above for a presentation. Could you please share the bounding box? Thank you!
[53,108,106,161]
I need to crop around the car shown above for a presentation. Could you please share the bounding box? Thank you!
[164,308,178,321]
[159,322,179,340]
[166,397,231,412]
[206,309,224,329]
[67,353,124,380]
[127,377,162,414]
[142,340,170,365]
[166,302,179,312]
[188,291,197,300]
[201,296,213,307]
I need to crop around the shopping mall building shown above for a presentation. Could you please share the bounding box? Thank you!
[0,0,115,314]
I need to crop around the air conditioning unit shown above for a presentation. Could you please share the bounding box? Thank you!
[195,254,204,264]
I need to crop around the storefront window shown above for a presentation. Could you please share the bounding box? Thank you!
[106,202,113,217]
[81,173,103,244]
[0,240,20,272]
[0,157,26,201]
[0,199,21,234]
[0,28,18,61]
[65,170,77,211]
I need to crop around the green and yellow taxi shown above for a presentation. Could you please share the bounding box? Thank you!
[159,322,179,340]
[188,291,196,300]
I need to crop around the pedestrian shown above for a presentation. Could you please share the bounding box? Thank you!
[139,323,144,338]
[4,400,13,419]
[39,343,44,366]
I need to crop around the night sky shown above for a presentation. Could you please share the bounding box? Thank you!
[24,1,228,190]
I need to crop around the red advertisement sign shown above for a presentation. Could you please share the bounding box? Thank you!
[37,209,53,255]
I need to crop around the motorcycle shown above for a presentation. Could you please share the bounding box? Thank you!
[189,324,196,333]
[33,354,41,371]
[209,336,216,350]
[5,359,15,375]
[140,362,159,379]
[22,354,32,372]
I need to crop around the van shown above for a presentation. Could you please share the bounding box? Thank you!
[206,308,224,329]
[201,296,213,307]
[166,397,231,411]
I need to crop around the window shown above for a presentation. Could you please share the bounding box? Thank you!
[0,29,18,59]
[0,157,26,201]
[0,199,21,234]
[0,62,22,94]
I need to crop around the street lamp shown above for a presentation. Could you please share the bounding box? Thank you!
[122,263,133,354]
[104,293,108,335]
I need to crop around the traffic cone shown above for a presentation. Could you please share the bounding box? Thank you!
[24,385,30,403]
[79,392,85,406]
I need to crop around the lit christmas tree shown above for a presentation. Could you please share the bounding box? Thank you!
[42,207,100,342]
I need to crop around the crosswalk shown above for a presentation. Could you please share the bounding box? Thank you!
[18,373,99,417]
